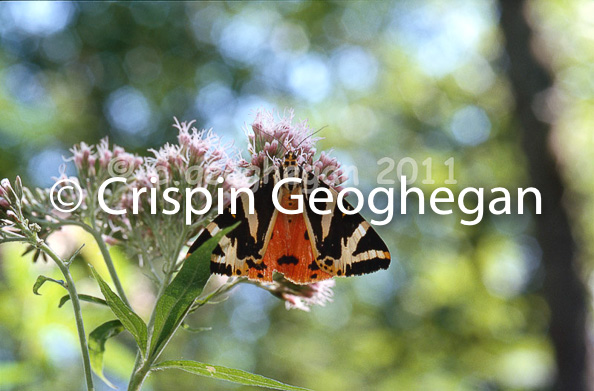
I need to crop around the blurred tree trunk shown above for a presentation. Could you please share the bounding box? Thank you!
[498,1,588,390]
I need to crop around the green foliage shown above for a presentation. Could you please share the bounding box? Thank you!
[152,360,311,391]
[150,224,238,357]
[58,294,108,308]
[88,320,124,389]
[32,275,65,295]
[90,266,148,356]
[1,0,592,390]
[180,324,212,333]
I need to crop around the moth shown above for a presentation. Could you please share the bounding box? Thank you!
[187,151,391,284]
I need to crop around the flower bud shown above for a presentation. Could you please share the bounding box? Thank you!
[1,178,10,191]
[0,178,18,205]
[113,146,125,157]
[14,176,23,200]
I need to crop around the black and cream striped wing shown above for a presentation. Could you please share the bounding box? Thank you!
[303,176,391,277]
[187,173,279,277]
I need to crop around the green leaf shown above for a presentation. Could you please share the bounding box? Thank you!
[151,360,311,391]
[90,265,148,356]
[181,323,212,333]
[33,275,65,295]
[88,320,124,389]
[58,294,108,308]
[65,244,85,266]
[149,224,238,357]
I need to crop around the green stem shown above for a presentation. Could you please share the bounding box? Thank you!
[88,229,131,307]
[128,359,152,391]
[128,236,181,390]
[86,189,132,308]
[127,290,165,391]
[40,241,95,391]
[127,278,243,390]
[0,237,27,244]
[45,217,131,308]
[29,214,131,307]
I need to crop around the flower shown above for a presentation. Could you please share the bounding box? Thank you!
[0,177,44,259]
[0,195,9,210]
[3,109,345,304]
[97,138,113,169]
[0,176,24,220]
[102,117,242,263]
[243,108,347,189]
[71,142,92,169]
[245,109,320,171]
[255,275,335,312]
[0,179,13,221]
[282,280,335,311]
[312,151,347,190]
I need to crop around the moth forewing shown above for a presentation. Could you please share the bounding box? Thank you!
[255,171,280,261]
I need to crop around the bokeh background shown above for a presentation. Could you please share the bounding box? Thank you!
[1,1,593,390]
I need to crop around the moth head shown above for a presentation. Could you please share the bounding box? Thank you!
[283,151,299,167]
[280,153,302,192]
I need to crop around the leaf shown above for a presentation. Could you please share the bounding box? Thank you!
[149,224,238,357]
[33,275,65,295]
[65,244,85,266]
[151,360,311,391]
[181,323,212,333]
[58,294,108,308]
[90,266,148,356]
[88,320,124,389]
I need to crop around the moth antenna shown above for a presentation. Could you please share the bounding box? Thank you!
[255,127,289,155]
[292,125,327,157]
[279,140,289,155]
[254,122,326,156]
[295,126,327,150]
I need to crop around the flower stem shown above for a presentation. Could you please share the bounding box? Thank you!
[40,241,95,391]
[127,240,179,390]
[127,278,243,390]
[85,189,132,308]
[128,359,152,391]
[32,215,132,308]
[88,228,131,307]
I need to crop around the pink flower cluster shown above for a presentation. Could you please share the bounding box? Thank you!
[4,110,341,311]
[258,275,335,312]
[70,139,143,182]
[107,119,240,251]
[141,117,236,190]
[241,109,347,189]
[282,280,335,311]
[242,109,319,170]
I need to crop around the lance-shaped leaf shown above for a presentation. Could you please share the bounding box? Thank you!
[149,224,237,357]
[59,294,107,308]
[33,275,65,295]
[90,266,148,356]
[151,360,311,391]
[181,324,212,333]
[89,320,124,389]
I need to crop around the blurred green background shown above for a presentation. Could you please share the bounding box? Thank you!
[1,1,593,390]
